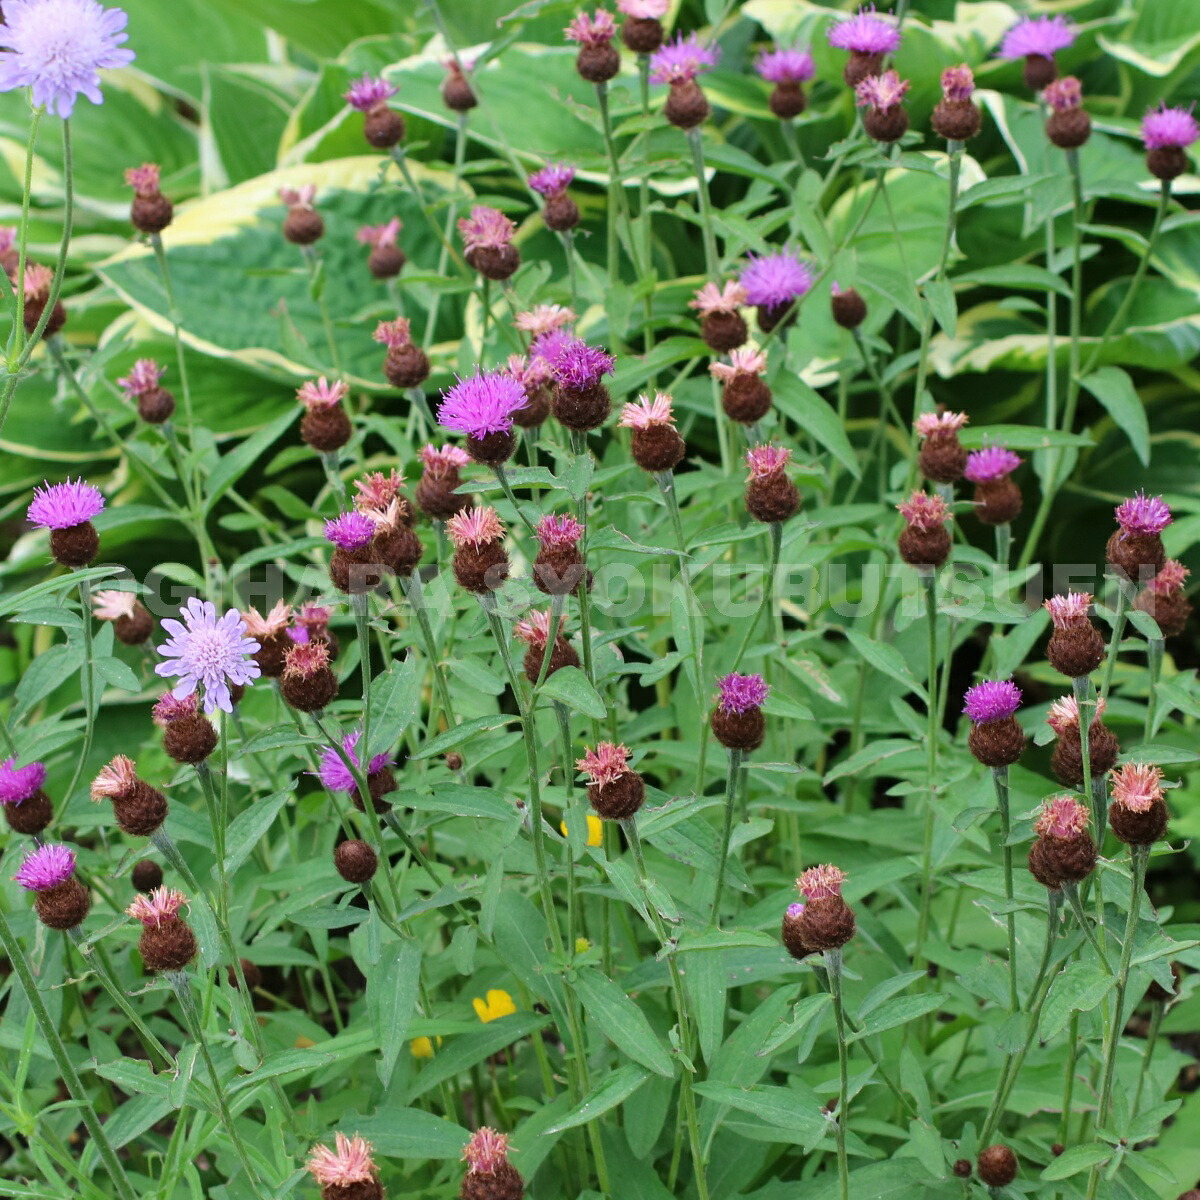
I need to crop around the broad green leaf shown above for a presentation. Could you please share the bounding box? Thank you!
[1039,961,1115,1041]
[222,788,291,876]
[771,373,859,478]
[693,1081,827,1143]
[1081,368,1151,466]
[348,1107,471,1161]
[546,1063,651,1132]
[369,941,422,1091]
[573,967,675,1078]
[849,994,946,1039]
[539,666,606,719]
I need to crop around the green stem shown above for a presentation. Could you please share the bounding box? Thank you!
[301,244,341,372]
[655,470,688,562]
[827,949,851,1200]
[730,521,781,672]
[62,574,95,806]
[912,570,940,975]
[995,523,1011,572]
[1131,999,1164,1115]
[423,111,469,349]
[150,231,195,437]
[1100,580,1132,702]
[401,572,456,730]
[493,463,537,535]
[1144,637,1163,741]
[0,907,137,1200]
[710,748,743,926]
[991,767,1019,1013]
[353,591,372,760]
[595,82,639,278]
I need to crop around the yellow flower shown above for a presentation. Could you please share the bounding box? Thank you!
[410,1036,440,1059]
[575,937,591,954]
[472,988,517,1023]
[560,814,604,847]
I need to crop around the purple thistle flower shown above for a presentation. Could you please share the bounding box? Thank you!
[1115,492,1172,536]
[549,337,616,392]
[565,9,616,47]
[997,15,1075,61]
[117,358,165,397]
[964,445,1022,483]
[827,5,900,56]
[343,73,397,112]
[530,327,575,367]
[963,680,1022,724]
[786,901,805,919]
[940,64,975,103]
[154,597,261,715]
[537,513,584,550]
[649,34,719,85]
[756,45,815,85]
[438,370,528,438]
[1044,76,1081,112]
[324,511,376,552]
[1142,104,1199,150]
[0,0,135,119]
[856,68,908,111]
[458,205,515,252]
[716,671,770,715]
[739,249,813,309]
[14,842,76,891]
[0,756,46,805]
[529,162,576,197]
[27,478,104,529]
[316,729,392,794]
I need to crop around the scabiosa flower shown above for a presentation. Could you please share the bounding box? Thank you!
[1109,762,1169,845]
[124,161,173,234]
[548,337,616,432]
[795,863,856,950]
[515,303,576,336]
[1109,493,1172,582]
[964,445,1023,525]
[515,606,579,681]
[739,248,813,333]
[117,356,174,424]
[461,1128,525,1200]
[127,886,197,972]
[828,5,900,86]
[154,597,261,715]
[932,64,982,141]
[458,205,519,281]
[448,507,509,594]
[281,640,337,713]
[743,443,799,524]
[915,410,968,483]
[442,56,478,112]
[357,216,405,278]
[619,0,667,53]
[650,34,719,129]
[691,280,749,351]
[1048,695,1119,787]
[830,280,868,330]
[856,69,910,143]
[620,391,685,472]
[1,755,50,835]
[533,514,588,596]
[438,370,528,466]
[566,8,619,83]
[91,753,168,836]
[1134,559,1192,638]
[296,376,351,453]
[374,315,430,390]
[963,680,1025,768]
[712,347,772,424]
[152,690,219,763]
[416,443,473,521]
[1142,104,1199,180]
[1044,76,1090,149]
[997,14,1075,91]
[307,1133,382,1200]
[897,491,952,569]
[1028,795,1096,889]
[577,742,644,820]
[316,729,396,813]
[0,0,134,118]
[1043,591,1105,678]
[16,842,90,929]
[90,586,151,645]
[344,73,403,148]
[27,477,104,567]
[712,671,769,752]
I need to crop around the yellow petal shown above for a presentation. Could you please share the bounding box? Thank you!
[585,815,603,847]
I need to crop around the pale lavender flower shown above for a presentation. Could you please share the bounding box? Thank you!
[650,34,719,85]
[529,162,576,197]
[0,756,46,805]
[963,446,1021,483]
[343,74,397,112]
[154,597,261,715]
[324,511,376,552]
[0,0,134,118]
[14,842,76,891]
[1142,104,1199,150]
[716,671,770,715]
[438,371,528,438]
[549,337,616,391]
[739,249,813,308]
[316,729,392,794]
[1115,493,1172,536]
[756,45,815,85]
[997,15,1075,61]
[27,478,104,529]
[827,5,900,55]
[963,680,1021,723]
